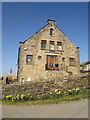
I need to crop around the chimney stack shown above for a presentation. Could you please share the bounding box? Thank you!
[47,19,55,25]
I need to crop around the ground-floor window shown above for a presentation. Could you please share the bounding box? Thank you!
[26,55,33,63]
[46,55,59,70]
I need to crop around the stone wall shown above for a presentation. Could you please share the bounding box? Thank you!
[2,73,89,98]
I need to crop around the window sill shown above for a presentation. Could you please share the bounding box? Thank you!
[49,35,55,37]
[69,65,76,67]
[26,62,33,65]
[56,50,64,52]
[40,48,47,50]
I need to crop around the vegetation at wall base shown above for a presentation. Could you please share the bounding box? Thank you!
[2,89,88,105]
[2,74,89,105]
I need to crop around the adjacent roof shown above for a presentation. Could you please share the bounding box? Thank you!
[80,61,90,66]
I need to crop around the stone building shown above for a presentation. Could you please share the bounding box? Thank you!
[80,61,90,73]
[17,19,80,82]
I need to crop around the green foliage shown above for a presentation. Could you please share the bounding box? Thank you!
[2,87,88,103]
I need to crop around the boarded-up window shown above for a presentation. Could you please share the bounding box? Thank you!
[57,42,62,50]
[41,40,47,49]
[26,55,33,63]
[49,41,55,50]
[69,58,76,66]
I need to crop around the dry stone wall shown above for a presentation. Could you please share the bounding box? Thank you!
[2,73,89,98]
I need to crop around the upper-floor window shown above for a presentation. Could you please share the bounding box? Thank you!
[57,42,62,50]
[62,57,65,61]
[41,40,47,49]
[69,58,76,66]
[49,41,55,50]
[26,55,33,63]
[50,28,53,36]
[24,48,27,52]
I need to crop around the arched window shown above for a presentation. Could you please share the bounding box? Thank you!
[50,28,53,36]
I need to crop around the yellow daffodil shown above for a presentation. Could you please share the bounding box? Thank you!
[50,92,52,94]
[76,88,79,91]
[55,89,59,92]
[68,90,71,92]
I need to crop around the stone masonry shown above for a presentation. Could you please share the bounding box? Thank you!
[17,19,80,82]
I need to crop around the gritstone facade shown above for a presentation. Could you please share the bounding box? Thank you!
[17,19,80,82]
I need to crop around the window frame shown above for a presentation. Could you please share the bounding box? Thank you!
[46,55,59,70]
[50,28,53,36]
[69,58,76,66]
[41,40,47,49]
[26,55,33,63]
[49,41,55,50]
[62,57,65,62]
[57,42,62,50]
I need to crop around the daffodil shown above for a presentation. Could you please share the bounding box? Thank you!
[42,94,45,96]
[68,90,72,92]
[76,88,79,91]
[55,89,59,92]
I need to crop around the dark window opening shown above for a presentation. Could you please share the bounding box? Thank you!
[49,41,55,50]
[46,55,59,70]
[50,28,53,36]
[62,57,65,61]
[41,40,47,49]
[57,42,62,50]
[26,55,33,63]
[38,56,42,60]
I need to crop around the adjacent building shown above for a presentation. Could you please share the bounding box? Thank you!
[17,19,80,82]
[80,61,90,73]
